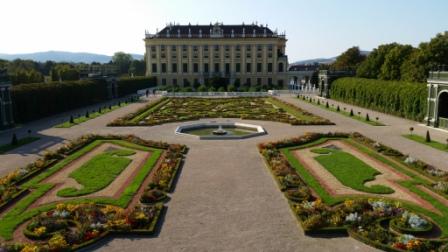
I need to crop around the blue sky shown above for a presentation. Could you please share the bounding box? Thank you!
[0,0,447,61]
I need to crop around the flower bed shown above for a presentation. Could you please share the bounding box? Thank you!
[389,211,433,235]
[108,97,333,126]
[0,135,187,251]
[258,132,448,251]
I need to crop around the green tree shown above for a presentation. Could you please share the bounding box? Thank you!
[332,46,366,71]
[128,60,146,76]
[356,43,399,79]
[112,52,133,74]
[379,44,414,80]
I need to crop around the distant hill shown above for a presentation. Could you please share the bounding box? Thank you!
[292,50,370,66]
[0,51,143,63]
[291,57,337,65]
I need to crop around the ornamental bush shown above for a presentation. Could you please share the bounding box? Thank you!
[330,77,427,121]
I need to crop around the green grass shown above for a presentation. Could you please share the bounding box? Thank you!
[55,102,132,128]
[57,150,134,197]
[0,137,40,154]
[403,134,448,152]
[301,97,385,126]
[314,149,394,194]
[0,140,162,240]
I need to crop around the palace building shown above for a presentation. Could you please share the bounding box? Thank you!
[144,23,288,88]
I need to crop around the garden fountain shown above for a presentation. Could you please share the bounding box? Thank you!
[175,122,266,139]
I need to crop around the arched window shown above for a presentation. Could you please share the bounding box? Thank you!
[438,91,448,118]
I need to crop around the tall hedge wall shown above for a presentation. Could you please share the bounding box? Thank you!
[11,80,108,123]
[117,77,157,96]
[330,77,427,121]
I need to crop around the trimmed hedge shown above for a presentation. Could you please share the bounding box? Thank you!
[330,77,427,121]
[11,80,108,123]
[11,77,156,123]
[117,77,157,96]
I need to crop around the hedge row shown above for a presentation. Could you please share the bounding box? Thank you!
[11,77,157,123]
[330,77,427,121]
[117,77,157,96]
[12,80,108,123]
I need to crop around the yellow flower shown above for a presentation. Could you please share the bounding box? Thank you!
[56,203,66,211]
[136,212,146,220]
[101,205,123,215]
[33,226,46,236]
[21,244,39,252]
[344,199,354,208]
[66,204,78,212]
[313,199,322,208]
[48,233,68,250]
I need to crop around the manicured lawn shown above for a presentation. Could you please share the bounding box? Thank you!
[0,137,40,154]
[403,134,448,152]
[57,149,135,197]
[111,97,332,126]
[314,149,394,194]
[55,102,133,128]
[300,96,385,126]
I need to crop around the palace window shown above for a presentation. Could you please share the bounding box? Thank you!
[172,79,177,86]
[172,63,177,73]
[278,62,284,72]
[171,45,177,51]
[268,63,273,72]
[193,63,199,73]
[204,63,209,73]
[257,78,262,86]
[246,63,251,73]
[225,63,230,74]
[152,64,157,73]
[183,63,188,73]
[161,63,167,73]
[257,63,262,73]
[236,63,241,73]
[214,63,220,73]
[162,78,166,85]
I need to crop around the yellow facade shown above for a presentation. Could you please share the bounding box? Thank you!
[144,23,288,89]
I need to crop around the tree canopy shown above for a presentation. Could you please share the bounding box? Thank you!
[356,31,448,82]
[112,52,133,74]
[331,46,366,71]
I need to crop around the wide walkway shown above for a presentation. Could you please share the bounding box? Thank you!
[1,94,447,251]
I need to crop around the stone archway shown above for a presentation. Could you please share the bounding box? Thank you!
[437,91,448,128]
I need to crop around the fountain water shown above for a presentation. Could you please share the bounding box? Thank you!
[212,125,228,135]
